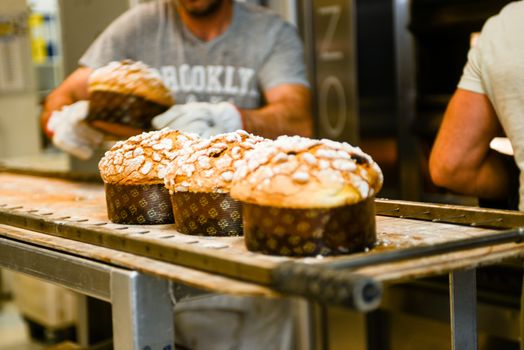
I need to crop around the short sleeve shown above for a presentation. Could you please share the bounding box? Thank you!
[456,14,502,96]
[257,23,310,90]
[79,7,142,69]
[457,42,485,94]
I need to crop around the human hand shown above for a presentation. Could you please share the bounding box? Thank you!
[151,101,243,138]
[47,101,104,160]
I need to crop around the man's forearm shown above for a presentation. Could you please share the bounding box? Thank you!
[239,85,313,139]
[475,151,516,199]
[40,67,92,137]
[435,150,514,200]
[429,89,511,200]
[240,104,312,139]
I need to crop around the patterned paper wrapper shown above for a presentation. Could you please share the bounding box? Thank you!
[242,196,376,257]
[170,192,243,236]
[105,183,174,225]
[87,91,170,130]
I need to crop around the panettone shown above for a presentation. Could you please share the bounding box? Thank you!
[88,60,173,106]
[164,130,267,236]
[86,60,174,134]
[99,129,196,185]
[98,129,198,224]
[164,130,267,193]
[230,135,383,256]
[230,136,383,208]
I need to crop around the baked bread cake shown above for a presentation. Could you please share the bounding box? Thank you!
[230,135,383,256]
[87,60,174,135]
[99,128,197,224]
[164,130,267,236]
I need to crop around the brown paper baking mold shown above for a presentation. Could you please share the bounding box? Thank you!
[87,91,170,130]
[242,196,376,256]
[170,192,243,236]
[105,183,174,224]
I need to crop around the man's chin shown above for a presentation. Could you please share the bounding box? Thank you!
[180,0,223,18]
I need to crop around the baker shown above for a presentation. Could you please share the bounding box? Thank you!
[41,0,312,154]
[429,1,522,210]
[39,1,313,348]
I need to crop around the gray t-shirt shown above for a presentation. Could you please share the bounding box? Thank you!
[80,0,309,109]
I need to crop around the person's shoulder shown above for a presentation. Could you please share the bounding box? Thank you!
[498,1,524,16]
[236,2,288,27]
[123,0,171,22]
[483,1,524,33]
[498,1,524,27]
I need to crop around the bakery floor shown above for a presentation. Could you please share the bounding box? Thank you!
[0,301,81,350]
[0,301,43,350]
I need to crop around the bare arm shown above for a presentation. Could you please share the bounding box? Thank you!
[40,67,92,137]
[429,88,511,199]
[239,84,312,139]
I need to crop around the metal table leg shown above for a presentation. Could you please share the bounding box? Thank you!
[0,237,174,350]
[111,270,174,350]
[449,268,477,350]
[293,299,318,350]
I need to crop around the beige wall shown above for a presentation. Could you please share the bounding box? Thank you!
[58,0,129,76]
[0,0,42,158]
[0,94,41,158]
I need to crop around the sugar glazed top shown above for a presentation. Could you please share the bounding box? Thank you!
[88,60,175,106]
[164,130,267,194]
[98,129,198,185]
[230,135,383,208]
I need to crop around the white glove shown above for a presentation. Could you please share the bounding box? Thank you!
[47,101,104,160]
[151,101,243,138]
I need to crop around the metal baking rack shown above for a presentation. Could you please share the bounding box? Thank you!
[2,171,524,349]
[1,171,524,310]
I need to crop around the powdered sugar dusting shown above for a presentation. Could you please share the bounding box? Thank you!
[332,159,357,172]
[301,152,317,165]
[221,171,234,182]
[292,171,310,183]
[89,60,173,106]
[140,161,152,175]
[164,130,267,193]
[98,128,198,185]
[230,135,383,207]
